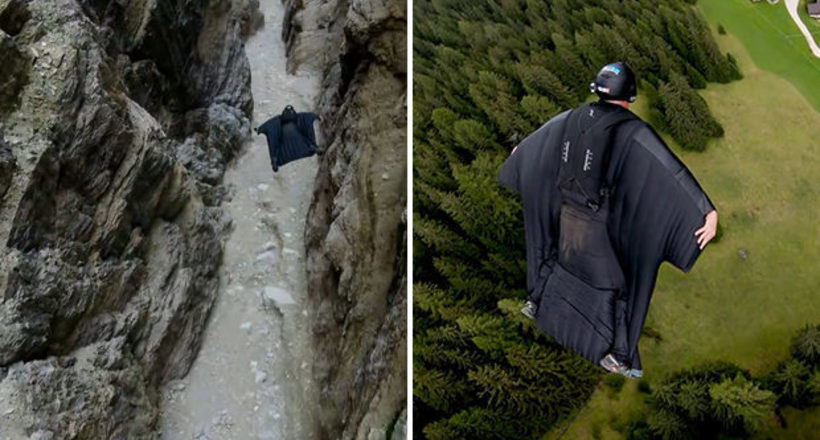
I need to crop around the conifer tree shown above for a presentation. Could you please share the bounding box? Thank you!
[709,374,776,434]
[791,324,820,367]
[639,328,820,439]
[769,358,812,407]
[656,72,723,151]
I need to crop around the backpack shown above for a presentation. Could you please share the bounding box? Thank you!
[555,103,637,290]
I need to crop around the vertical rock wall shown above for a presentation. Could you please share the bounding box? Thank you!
[283,0,407,439]
[0,0,260,437]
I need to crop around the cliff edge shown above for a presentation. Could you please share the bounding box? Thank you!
[283,0,407,439]
[0,0,260,437]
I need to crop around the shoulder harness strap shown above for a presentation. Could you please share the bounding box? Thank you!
[558,103,637,211]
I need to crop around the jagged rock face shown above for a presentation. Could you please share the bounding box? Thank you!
[284,0,407,439]
[0,0,257,437]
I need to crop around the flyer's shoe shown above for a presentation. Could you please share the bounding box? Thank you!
[520,300,537,320]
[599,353,628,375]
[626,369,643,378]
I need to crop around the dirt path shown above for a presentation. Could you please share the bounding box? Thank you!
[785,0,820,57]
[158,1,321,438]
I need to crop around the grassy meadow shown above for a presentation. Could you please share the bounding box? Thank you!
[698,0,820,111]
[543,10,820,440]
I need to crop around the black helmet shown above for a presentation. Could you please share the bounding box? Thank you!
[281,105,297,122]
[589,61,637,103]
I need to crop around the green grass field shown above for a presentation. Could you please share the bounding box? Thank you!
[543,16,820,440]
[698,0,820,111]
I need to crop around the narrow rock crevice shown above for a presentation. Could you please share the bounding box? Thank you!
[0,0,30,36]
[158,1,322,438]
[0,30,29,116]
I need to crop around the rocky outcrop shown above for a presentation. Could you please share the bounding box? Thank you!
[0,0,258,438]
[284,0,407,439]
[0,135,15,201]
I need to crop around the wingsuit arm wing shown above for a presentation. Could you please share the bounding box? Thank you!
[632,127,715,272]
[257,117,275,135]
[296,112,319,148]
[611,125,715,369]
[497,111,570,301]
[257,116,282,170]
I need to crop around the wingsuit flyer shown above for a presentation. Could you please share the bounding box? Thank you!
[497,62,717,377]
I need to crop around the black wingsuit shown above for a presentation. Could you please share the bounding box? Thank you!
[256,112,319,171]
[497,101,714,371]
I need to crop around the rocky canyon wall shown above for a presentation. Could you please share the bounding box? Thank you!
[283,0,407,439]
[0,0,260,437]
